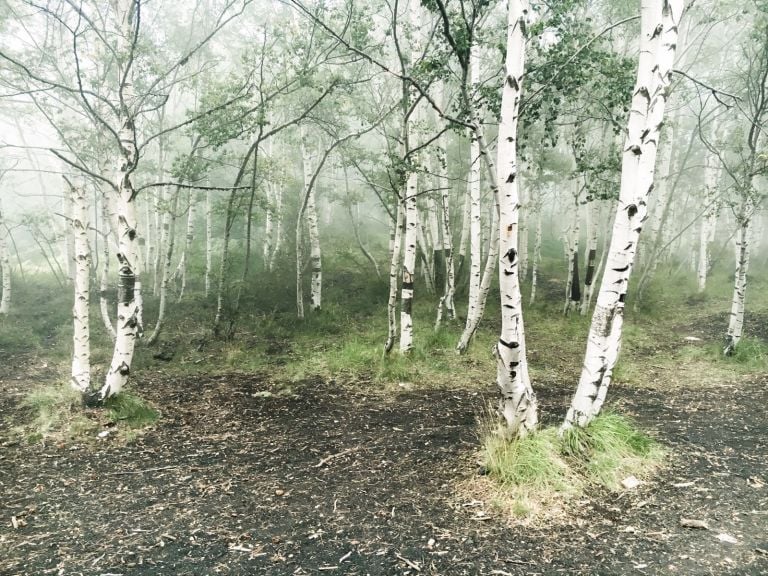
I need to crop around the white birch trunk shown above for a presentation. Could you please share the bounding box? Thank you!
[97,0,142,401]
[697,149,722,292]
[148,187,180,344]
[205,189,213,297]
[435,124,456,328]
[99,199,116,340]
[466,44,483,324]
[384,201,405,354]
[307,163,322,312]
[399,170,419,353]
[177,190,196,302]
[580,200,599,315]
[398,0,422,354]
[495,0,537,435]
[563,0,682,430]
[563,183,581,315]
[724,201,753,355]
[70,185,91,393]
[0,200,11,315]
[269,171,285,271]
[457,187,471,276]
[529,199,542,305]
[264,179,275,267]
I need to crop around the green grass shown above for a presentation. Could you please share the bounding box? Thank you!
[561,412,662,489]
[477,411,664,519]
[20,383,95,441]
[104,393,160,428]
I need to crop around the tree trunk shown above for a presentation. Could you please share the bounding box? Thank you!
[466,43,483,332]
[563,0,682,430]
[148,186,181,344]
[70,184,91,393]
[435,157,456,328]
[563,183,581,315]
[697,149,722,292]
[99,199,116,340]
[269,168,284,271]
[529,199,542,305]
[307,161,323,312]
[384,200,405,354]
[457,186,471,279]
[96,0,142,402]
[345,167,380,278]
[399,169,419,353]
[0,200,11,315]
[495,0,537,435]
[580,200,600,315]
[205,189,213,297]
[724,201,753,355]
[177,190,196,302]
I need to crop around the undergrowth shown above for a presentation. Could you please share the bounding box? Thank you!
[17,384,159,443]
[476,411,664,521]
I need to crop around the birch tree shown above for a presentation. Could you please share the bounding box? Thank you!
[69,182,91,393]
[496,0,538,435]
[563,0,684,430]
[0,198,10,315]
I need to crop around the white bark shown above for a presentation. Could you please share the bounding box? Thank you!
[270,176,284,271]
[384,201,405,354]
[466,43,483,329]
[70,185,91,393]
[307,160,322,312]
[724,200,753,355]
[457,186,471,275]
[435,114,456,328]
[529,199,542,305]
[177,190,196,302]
[564,0,683,430]
[0,200,11,315]
[580,200,600,315]
[399,169,419,353]
[264,179,275,267]
[493,0,538,436]
[398,0,422,354]
[97,0,142,401]
[563,182,581,315]
[99,199,116,341]
[697,148,722,292]
[205,189,213,297]
[148,186,180,344]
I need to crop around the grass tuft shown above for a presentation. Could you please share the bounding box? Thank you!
[561,412,662,489]
[104,393,160,428]
[20,384,94,441]
[475,411,664,520]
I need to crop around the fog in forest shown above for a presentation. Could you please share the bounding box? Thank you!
[0,1,767,574]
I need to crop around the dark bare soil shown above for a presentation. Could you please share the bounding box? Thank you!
[0,360,767,575]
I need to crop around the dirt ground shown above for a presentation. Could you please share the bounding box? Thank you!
[0,354,767,575]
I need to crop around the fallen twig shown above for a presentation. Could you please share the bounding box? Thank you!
[106,466,180,476]
[314,448,357,468]
[395,553,421,572]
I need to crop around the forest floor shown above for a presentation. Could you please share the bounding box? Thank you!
[1,314,767,576]
[1,267,768,575]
